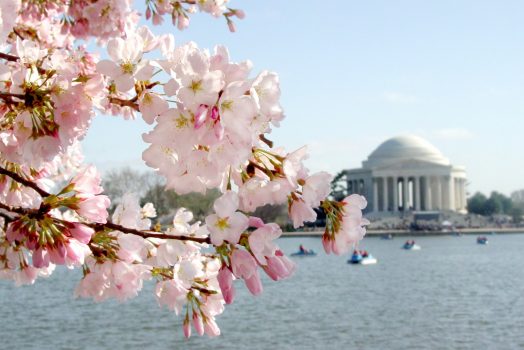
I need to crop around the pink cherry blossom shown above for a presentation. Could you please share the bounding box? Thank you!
[264,250,296,281]
[155,278,189,314]
[289,199,317,228]
[206,191,249,246]
[71,165,103,195]
[0,0,21,42]
[248,223,282,265]
[76,195,110,223]
[231,249,262,296]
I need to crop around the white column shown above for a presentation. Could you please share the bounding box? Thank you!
[461,178,467,211]
[415,176,421,211]
[443,176,450,210]
[392,177,398,212]
[373,178,378,212]
[448,176,455,211]
[383,177,389,212]
[402,177,409,211]
[436,176,442,210]
[425,176,432,211]
[454,178,460,210]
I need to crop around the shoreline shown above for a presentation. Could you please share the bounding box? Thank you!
[282,227,524,237]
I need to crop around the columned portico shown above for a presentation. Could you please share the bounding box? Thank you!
[392,176,398,212]
[345,135,468,214]
[415,176,421,211]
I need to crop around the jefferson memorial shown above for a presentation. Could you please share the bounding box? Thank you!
[345,135,467,214]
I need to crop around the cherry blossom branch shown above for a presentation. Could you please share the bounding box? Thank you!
[89,221,211,244]
[0,166,210,243]
[0,202,39,217]
[259,134,273,148]
[107,82,160,111]
[108,97,139,111]
[0,166,51,197]
[0,52,19,62]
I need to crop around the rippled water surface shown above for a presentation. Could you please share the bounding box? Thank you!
[1,234,524,349]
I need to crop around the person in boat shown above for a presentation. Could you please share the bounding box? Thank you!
[299,244,306,253]
[362,251,369,258]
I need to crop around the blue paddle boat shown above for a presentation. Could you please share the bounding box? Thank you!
[348,250,377,265]
[477,236,488,245]
[291,245,316,257]
[402,240,421,250]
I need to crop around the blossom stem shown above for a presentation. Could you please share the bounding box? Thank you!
[108,97,140,111]
[0,166,51,197]
[88,221,211,243]
[0,52,19,62]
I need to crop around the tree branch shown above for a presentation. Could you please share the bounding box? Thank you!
[0,202,39,217]
[0,166,210,244]
[0,166,51,197]
[108,97,139,111]
[89,221,211,244]
[0,52,19,62]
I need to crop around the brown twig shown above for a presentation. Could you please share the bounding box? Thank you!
[0,52,19,62]
[108,97,140,111]
[0,166,211,244]
[89,221,211,244]
[0,166,51,197]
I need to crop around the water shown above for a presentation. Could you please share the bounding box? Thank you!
[1,234,524,349]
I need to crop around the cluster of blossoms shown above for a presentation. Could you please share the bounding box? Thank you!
[145,0,245,32]
[0,0,368,339]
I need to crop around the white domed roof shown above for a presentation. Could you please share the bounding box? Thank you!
[363,135,450,168]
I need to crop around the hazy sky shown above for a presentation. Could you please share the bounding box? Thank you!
[83,0,524,196]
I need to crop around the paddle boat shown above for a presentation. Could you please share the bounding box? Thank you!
[291,245,317,257]
[477,236,488,245]
[402,240,421,250]
[348,250,378,265]
[290,250,316,257]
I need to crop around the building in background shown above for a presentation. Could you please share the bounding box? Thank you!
[345,135,467,215]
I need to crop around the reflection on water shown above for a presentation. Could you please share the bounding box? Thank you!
[1,234,523,349]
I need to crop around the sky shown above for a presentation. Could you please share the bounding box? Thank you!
[82,0,524,197]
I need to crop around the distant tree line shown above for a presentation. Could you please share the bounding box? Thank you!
[467,190,524,223]
[102,167,291,227]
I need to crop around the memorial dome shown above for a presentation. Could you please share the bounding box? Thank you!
[363,135,450,168]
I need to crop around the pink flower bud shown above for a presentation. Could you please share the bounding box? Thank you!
[146,7,152,20]
[248,216,264,228]
[194,104,208,129]
[32,248,50,268]
[177,15,189,30]
[183,318,191,338]
[217,267,235,304]
[245,272,263,296]
[210,106,219,120]
[193,312,204,336]
[152,13,163,25]
[234,9,246,19]
[231,249,263,296]
[227,20,236,33]
[204,318,221,337]
[265,250,296,281]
